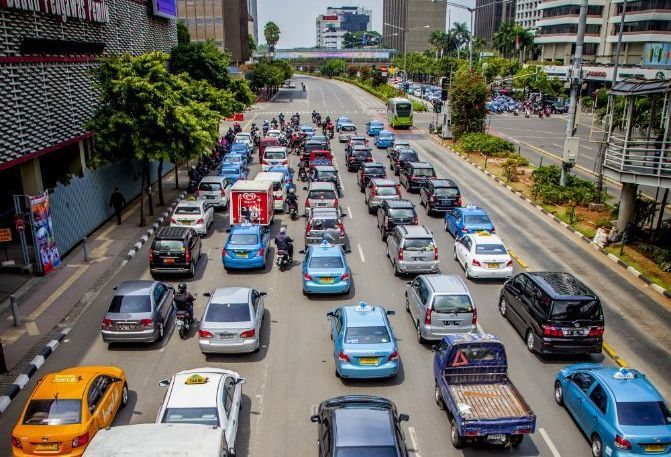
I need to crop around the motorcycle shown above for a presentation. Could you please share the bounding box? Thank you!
[187,179,198,194]
[524,108,530,118]
[288,202,299,220]
[175,310,193,339]
[298,167,308,182]
[276,250,290,271]
[544,106,552,117]
[327,128,334,140]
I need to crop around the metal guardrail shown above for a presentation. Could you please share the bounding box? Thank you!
[604,135,671,177]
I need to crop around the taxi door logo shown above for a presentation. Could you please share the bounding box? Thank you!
[239,192,262,224]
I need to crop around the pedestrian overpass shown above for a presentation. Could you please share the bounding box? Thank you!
[257,48,397,67]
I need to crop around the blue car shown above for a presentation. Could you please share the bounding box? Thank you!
[268,165,295,191]
[300,125,315,139]
[222,224,270,270]
[555,365,671,456]
[222,153,245,168]
[230,142,250,164]
[219,163,247,184]
[302,241,351,295]
[374,130,395,149]
[444,205,495,238]
[327,302,399,379]
[335,116,352,131]
[366,120,384,136]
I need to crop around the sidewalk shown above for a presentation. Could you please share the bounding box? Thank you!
[0,167,188,376]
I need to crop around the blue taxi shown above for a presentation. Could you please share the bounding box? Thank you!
[366,119,385,136]
[230,142,250,164]
[222,224,270,270]
[222,153,245,169]
[268,165,295,191]
[444,205,495,238]
[555,365,671,457]
[300,125,315,139]
[374,130,395,149]
[327,302,399,379]
[302,241,350,295]
[219,163,247,184]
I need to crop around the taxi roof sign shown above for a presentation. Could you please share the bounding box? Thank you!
[52,374,80,383]
[185,374,209,385]
[613,368,637,380]
[355,302,373,312]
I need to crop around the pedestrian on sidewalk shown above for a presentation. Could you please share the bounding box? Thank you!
[109,187,126,225]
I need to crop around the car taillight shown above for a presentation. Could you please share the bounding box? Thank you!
[240,329,255,339]
[72,431,89,448]
[472,308,478,326]
[304,273,312,281]
[305,198,310,207]
[614,435,631,450]
[221,188,226,196]
[542,325,563,337]
[170,217,177,224]
[11,436,22,449]
[339,223,345,236]
[434,247,439,261]
[185,249,191,263]
[195,190,200,197]
[262,160,269,165]
[101,319,113,330]
[199,330,213,339]
[196,218,204,224]
[457,195,462,206]
[462,227,469,233]
[334,197,339,207]
[306,222,312,232]
[371,187,377,197]
[490,228,496,233]
[588,326,604,337]
[506,259,514,267]
[340,272,350,281]
[472,259,481,267]
[388,350,400,361]
[412,217,418,224]
[257,247,265,257]
[398,248,404,261]
[430,195,435,203]
[338,351,351,363]
[149,250,154,262]
[140,319,153,328]
[424,307,432,325]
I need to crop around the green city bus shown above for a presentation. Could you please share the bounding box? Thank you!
[387,97,413,129]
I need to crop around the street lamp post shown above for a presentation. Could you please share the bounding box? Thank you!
[348,33,398,65]
[384,23,430,81]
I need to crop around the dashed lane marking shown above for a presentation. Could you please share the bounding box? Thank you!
[357,243,365,263]
[539,427,562,457]
[347,206,352,219]
[407,426,422,457]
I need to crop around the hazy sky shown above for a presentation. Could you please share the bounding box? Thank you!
[257,0,471,49]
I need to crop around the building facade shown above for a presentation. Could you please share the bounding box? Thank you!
[248,0,258,44]
[474,0,516,43]
[515,0,541,32]
[316,6,372,49]
[535,0,671,67]
[223,0,249,62]
[382,0,446,53]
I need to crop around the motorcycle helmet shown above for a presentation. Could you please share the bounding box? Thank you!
[178,283,187,293]
[288,188,295,195]
[280,227,287,234]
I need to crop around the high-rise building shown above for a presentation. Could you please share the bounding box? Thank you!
[515,0,541,32]
[316,6,372,48]
[474,0,516,43]
[382,0,446,53]
[248,0,259,45]
[224,0,250,62]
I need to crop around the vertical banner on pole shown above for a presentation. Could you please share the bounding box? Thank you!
[29,191,60,274]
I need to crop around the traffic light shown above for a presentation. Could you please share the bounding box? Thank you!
[440,76,449,101]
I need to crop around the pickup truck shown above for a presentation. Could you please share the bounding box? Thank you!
[433,334,536,449]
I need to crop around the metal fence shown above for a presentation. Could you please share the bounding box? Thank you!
[604,135,671,177]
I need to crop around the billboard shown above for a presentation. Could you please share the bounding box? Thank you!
[643,43,671,68]
[30,191,60,275]
[152,0,176,19]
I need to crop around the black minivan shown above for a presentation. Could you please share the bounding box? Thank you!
[498,272,604,356]
[149,227,201,278]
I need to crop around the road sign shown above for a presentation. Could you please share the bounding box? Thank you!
[14,215,25,232]
[0,228,11,242]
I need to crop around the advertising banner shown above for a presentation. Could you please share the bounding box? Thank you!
[0,0,109,23]
[30,191,60,274]
[644,43,671,68]
[152,0,175,19]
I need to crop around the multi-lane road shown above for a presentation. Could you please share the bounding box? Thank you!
[1,75,670,457]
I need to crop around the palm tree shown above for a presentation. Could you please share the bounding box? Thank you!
[451,22,471,51]
[263,21,280,51]
[493,21,517,59]
[429,30,448,58]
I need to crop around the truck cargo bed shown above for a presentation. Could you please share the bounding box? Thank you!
[448,383,531,420]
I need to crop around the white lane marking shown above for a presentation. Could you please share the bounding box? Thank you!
[347,206,353,219]
[408,426,422,457]
[551,143,562,148]
[357,243,365,263]
[539,427,562,457]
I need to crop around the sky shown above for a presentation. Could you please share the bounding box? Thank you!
[257,0,471,49]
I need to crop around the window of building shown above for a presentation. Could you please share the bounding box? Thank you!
[538,24,601,35]
[542,5,603,18]
[616,20,671,34]
[619,0,671,14]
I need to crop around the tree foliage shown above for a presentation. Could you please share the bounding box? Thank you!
[177,20,190,46]
[359,64,371,80]
[248,34,257,59]
[169,39,231,89]
[264,21,280,47]
[319,59,346,77]
[342,30,382,48]
[493,22,534,60]
[248,60,293,92]
[512,64,563,96]
[450,70,487,139]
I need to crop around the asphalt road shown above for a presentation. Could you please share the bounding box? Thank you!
[1,76,670,457]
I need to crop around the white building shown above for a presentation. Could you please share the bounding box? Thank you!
[515,0,542,32]
[315,5,373,49]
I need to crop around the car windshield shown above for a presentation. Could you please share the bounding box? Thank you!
[336,448,398,457]
[224,157,241,164]
[342,125,356,132]
[109,294,151,313]
[412,168,435,177]
[205,302,251,322]
[265,152,286,159]
[380,133,393,138]
[464,214,491,225]
[228,234,258,245]
[162,407,219,426]
[153,240,184,252]
[339,118,351,123]
[175,206,201,215]
[399,152,418,161]
[318,171,337,180]
[475,244,507,254]
[432,295,474,313]
[354,151,372,158]
[366,167,385,175]
[396,103,412,116]
[198,182,222,191]
[309,256,343,268]
[617,402,671,426]
[23,399,82,425]
[376,186,398,196]
[309,190,336,200]
[403,238,435,251]
[550,300,602,321]
[310,219,339,230]
[345,326,391,344]
[434,187,458,196]
[221,169,240,175]
[388,208,415,218]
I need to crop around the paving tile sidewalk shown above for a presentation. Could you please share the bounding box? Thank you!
[0,168,188,377]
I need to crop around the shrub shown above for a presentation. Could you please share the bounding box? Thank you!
[457,133,515,157]
[450,71,487,139]
[531,165,607,205]
[359,65,371,80]
[502,156,529,182]
[639,244,671,272]
[582,96,594,109]
[346,65,358,78]
[412,100,428,112]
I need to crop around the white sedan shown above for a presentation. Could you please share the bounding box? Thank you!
[453,232,513,280]
[170,199,214,236]
[156,368,245,456]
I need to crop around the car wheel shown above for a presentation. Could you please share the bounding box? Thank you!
[499,297,507,317]
[526,330,535,353]
[591,435,603,457]
[554,381,564,406]
[444,220,449,232]
[464,264,471,279]
[453,248,458,261]
[426,205,431,216]
[405,294,410,312]
[386,245,390,258]
[416,322,424,343]
[381,228,387,241]
[434,382,444,409]
[253,338,260,353]
[450,418,464,449]
[188,262,195,278]
[120,383,129,408]
[158,322,164,341]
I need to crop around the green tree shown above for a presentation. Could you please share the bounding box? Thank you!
[346,64,358,78]
[513,64,563,96]
[248,33,257,59]
[343,30,383,48]
[169,39,230,88]
[450,22,471,57]
[177,20,190,46]
[264,21,280,49]
[319,59,346,77]
[493,22,533,61]
[450,70,487,139]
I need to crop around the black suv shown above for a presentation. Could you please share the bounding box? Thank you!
[346,145,373,172]
[311,395,410,457]
[499,272,604,356]
[357,162,386,192]
[389,148,419,175]
[149,227,202,278]
[399,162,436,192]
[419,179,461,215]
[376,199,417,241]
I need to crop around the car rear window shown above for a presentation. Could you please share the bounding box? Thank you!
[264,151,286,159]
[366,167,385,175]
[388,208,415,218]
[616,402,671,426]
[403,238,435,251]
[432,295,474,313]
[221,169,239,175]
[336,447,398,457]
[153,240,185,252]
[464,214,491,225]
[174,206,201,215]
[475,244,507,254]
[309,190,336,200]
[344,326,391,344]
[354,151,372,158]
[310,219,339,230]
[342,125,356,132]
[228,234,258,245]
[399,152,419,161]
[434,187,459,196]
[318,171,338,180]
[162,407,219,426]
[198,182,222,191]
[205,302,251,322]
[309,256,343,268]
[412,167,436,177]
[108,295,152,313]
[376,186,398,196]
[550,300,602,321]
[23,399,82,425]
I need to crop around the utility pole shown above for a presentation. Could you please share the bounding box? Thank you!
[560,0,588,187]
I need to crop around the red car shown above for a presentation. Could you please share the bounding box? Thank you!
[259,136,280,162]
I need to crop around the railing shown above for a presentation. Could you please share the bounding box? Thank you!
[604,134,671,177]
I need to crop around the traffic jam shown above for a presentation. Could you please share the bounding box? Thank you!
[9,109,671,457]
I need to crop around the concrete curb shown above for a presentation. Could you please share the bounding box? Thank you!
[429,134,671,300]
[0,329,70,414]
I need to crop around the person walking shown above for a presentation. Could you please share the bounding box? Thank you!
[109,187,126,225]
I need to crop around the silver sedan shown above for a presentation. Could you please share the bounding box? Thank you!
[198,287,266,354]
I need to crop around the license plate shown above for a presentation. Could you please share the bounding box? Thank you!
[443,320,462,326]
[487,263,500,269]
[35,443,59,451]
[359,357,378,365]
[644,444,666,452]
[486,434,506,441]
[164,258,175,264]
[320,277,335,284]
[118,324,133,331]
[237,252,249,258]
[206,195,215,199]
[179,220,192,224]
[217,333,234,339]
[412,257,424,261]
[563,329,586,337]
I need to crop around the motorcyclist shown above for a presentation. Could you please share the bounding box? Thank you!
[233,122,241,134]
[174,283,194,323]
[274,227,294,261]
[286,188,298,212]
[271,117,278,129]
[188,165,198,181]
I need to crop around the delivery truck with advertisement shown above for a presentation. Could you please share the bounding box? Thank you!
[229,180,274,226]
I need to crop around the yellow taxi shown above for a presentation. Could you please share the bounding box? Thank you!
[11,366,128,456]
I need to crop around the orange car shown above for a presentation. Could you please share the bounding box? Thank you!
[11,366,128,456]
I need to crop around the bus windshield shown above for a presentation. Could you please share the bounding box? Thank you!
[396,102,412,117]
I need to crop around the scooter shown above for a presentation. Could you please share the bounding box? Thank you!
[276,250,290,271]
[175,310,193,339]
[524,108,530,118]
[288,203,299,221]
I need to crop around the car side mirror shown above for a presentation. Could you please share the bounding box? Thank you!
[344,249,351,254]
[234,378,246,385]
[259,291,267,296]
[326,311,335,318]
[159,379,170,387]
[204,292,211,297]
[399,414,410,422]
[310,415,321,423]
[340,212,347,217]
[386,310,396,316]
[303,186,308,191]
[225,228,231,233]
[406,281,412,286]
[431,344,438,352]
[112,286,118,291]
[299,250,305,254]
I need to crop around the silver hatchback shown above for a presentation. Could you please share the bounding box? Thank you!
[365,178,401,214]
[304,181,338,215]
[199,287,266,354]
[405,274,477,343]
[386,225,439,276]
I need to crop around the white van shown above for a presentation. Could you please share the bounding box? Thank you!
[197,176,232,209]
[255,171,287,212]
[83,423,231,457]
